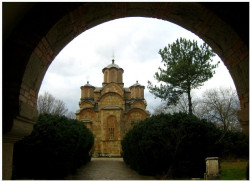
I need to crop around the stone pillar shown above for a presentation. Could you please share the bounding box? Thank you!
[2,143,14,180]
[2,116,35,180]
[204,157,220,180]
[238,108,249,136]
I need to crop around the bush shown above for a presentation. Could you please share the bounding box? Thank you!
[220,131,249,159]
[12,114,94,179]
[122,113,222,178]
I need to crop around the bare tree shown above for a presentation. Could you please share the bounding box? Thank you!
[52,99,68,116]
[153,93,200,115]
[37,92,55,114]
[37,92,68,116]
[152,103,167,115]
[152,87,242,132]
[66,111,76,119]
[201,87,241,132]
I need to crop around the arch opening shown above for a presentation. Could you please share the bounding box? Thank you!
[3,3,249,179]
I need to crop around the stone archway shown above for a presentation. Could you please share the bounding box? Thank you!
[3,2,249,179]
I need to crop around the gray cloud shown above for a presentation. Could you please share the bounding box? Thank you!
[39,17,235,114]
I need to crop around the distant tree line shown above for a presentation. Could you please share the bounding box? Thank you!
[153,87,242,133]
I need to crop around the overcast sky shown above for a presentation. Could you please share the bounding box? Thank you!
[39,17,236,114]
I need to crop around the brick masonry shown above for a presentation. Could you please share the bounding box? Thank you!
[20,83,37,108]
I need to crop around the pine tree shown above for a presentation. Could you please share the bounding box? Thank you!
[148,38,218,114]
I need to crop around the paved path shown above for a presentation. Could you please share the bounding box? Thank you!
[65,158,155,180]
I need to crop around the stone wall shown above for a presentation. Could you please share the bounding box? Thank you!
[131,101,146,110]
[77,80,149,156]
[99,93,124,109]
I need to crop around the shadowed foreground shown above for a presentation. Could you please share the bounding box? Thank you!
[65,158,155,180]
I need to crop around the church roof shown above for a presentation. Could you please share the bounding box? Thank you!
[130,98,148,106]
[79,98,95,105]
[130,81,144,88]
[76,107,97,114]
[94,87,103,92]
[82,81,95,88]
[102,59,123,72]
[125,107,150,116]
[124,88,131,92]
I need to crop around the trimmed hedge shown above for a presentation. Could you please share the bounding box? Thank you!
[12,114,94,179]
[121,113,223,178]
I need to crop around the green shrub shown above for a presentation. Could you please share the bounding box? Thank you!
[12,114,94,179]
[122,113,222,178]
[220,131,249,159]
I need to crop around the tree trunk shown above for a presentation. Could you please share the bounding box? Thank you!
[187,87,192,114]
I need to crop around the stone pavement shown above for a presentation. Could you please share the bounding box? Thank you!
[65,157,155,180]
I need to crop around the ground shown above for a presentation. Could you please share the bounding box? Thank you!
[65,158,155,180]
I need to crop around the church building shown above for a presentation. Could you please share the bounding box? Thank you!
[76,59,150,157]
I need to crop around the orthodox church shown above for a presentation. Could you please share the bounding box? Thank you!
[76,59,150,157]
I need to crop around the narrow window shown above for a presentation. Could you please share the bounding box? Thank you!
[104,71,108,82]
[107,116,116,140]
[111,70,115,82]
[109,128,114,140]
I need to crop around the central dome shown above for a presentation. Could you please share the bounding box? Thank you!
[102,59,123,73]
[102,59,124,85]
[106,59,120,69]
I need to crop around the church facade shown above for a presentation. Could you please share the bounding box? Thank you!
[76,59,150,157]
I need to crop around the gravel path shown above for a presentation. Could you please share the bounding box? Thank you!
[65,158,155,180]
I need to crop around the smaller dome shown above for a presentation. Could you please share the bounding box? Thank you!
[130,80,144,87]
[81,81,95,88]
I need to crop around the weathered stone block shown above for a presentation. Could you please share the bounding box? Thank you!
[204,157,220,180]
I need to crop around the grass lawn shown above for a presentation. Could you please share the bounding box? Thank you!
[220,160,248,180]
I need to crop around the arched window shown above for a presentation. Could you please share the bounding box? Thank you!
[136,88,139,98]
[107,116,116,140]
[118,71,122,83]
[84,89,88,97]
[108,128,114,140]
[104,71,108,82]
[111,70,115,82]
